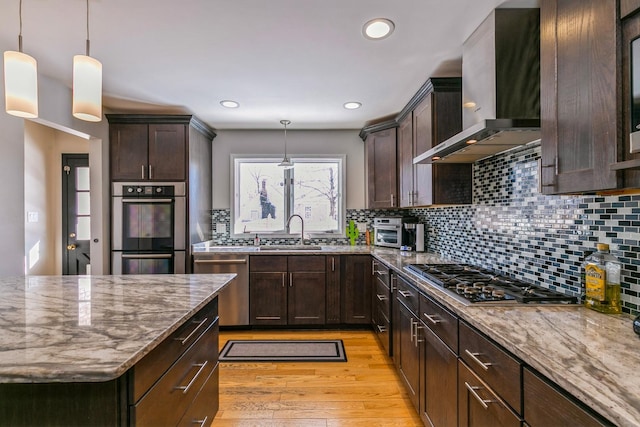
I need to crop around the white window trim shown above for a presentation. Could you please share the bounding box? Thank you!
[230,154,346,239]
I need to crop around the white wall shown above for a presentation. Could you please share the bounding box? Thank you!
[0,40,110,277]
[212,129,366,209]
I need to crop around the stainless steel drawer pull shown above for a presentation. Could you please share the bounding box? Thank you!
[376,294,387,301]
[376,324,387,333]
[464,382,494,409]
[464,349,492,371]
[141,165,145,179]
[149,164,153,179]
[423,313,441,325]
[192,416,208,427]
[398,290,412,298]
[194,258,247,264]
[331,257,335,271]
[175,361,208,394]
[175,318,208,346]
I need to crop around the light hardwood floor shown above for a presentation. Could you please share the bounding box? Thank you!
[212,329,423,427]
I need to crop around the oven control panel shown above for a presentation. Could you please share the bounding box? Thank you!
[123,185,175,196]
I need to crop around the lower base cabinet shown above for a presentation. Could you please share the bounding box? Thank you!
[0,298,220,427]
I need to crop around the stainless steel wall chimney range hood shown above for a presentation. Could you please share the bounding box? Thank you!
[414,8,540,164]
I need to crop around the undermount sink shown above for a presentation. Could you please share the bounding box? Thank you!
[258,245,322,251]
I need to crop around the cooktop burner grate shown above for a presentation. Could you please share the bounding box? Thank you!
[404,264,578,304]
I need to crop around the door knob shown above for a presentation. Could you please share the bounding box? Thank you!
[67,244,76,251]
[69,232,76,238]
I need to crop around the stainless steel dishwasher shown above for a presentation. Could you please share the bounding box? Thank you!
[193,253,249,326]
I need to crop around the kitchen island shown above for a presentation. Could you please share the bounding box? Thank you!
[0,274,235,426]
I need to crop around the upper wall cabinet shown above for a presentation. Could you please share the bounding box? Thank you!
[364,125,398,208]
[540,0,620,194]
[621,0,640,19]
[397,78,471,207]
[107,115,215,182]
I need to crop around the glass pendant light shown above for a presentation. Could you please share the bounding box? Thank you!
[278,120,294,169]
[3,0,38,118]
[72,0,102,122]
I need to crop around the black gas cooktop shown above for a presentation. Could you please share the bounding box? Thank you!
[404,264,578,305]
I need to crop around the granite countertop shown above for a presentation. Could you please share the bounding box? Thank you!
[371,250,640,427]
[0,274,235,384]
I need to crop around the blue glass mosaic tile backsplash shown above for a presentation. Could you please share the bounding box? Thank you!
[211,141,640,315]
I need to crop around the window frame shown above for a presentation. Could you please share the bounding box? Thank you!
[230,154,346,239]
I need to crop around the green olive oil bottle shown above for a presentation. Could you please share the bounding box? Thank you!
[583,243,622,314]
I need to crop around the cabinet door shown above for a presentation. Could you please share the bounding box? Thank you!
[110,123,149,181]
[412,96,433,207]
[540,0,618,194]
[249,272,287,325]
[523,368,610,427]
[341,255,372,324]
[288,271,326,325]
[148,124,187,181]
[398,114,414,207]
[397,302,420,411]
[458,361,521,427]
[420,326,458,427]
[326,255,341,324]
[366,129,398,208]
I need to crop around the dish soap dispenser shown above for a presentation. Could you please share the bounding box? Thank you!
[583,243,621,314]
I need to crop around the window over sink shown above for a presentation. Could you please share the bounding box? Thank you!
[231,156,345,238]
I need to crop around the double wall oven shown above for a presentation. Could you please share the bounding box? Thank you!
[112,182,186,274]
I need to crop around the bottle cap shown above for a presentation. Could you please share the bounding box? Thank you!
[597,243,609,251]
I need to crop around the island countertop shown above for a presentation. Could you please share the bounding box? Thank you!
[0,274,235,384]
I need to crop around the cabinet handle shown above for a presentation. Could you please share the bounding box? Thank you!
[141,165,145,179]
[423,312,441,325]
[282,273,286,288]
[192,416,208,427]
[408,191,412,206]
[149,164,153,179]
[174,361,208,394]
[372,260,377,275]
[390,275,397,293]
[289,273,293,287]
[464,382,493,409]
[175,318,209,346]
[398,290,412,298]
[409,319,415,343]
[464,349,493,371]
[331,257,335,272]
[390,193,395,207]
[376,294,387,301]
[376,324,387,333]
[413,320,423,346]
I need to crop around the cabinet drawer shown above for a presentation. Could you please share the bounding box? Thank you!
[396,274,419,315]
[178,362,220,427]
[288,255,325,271]
[132,319,219,426]
[459,321,521,414]
[130,298,218,403]
[373,306,391,356]
[373,259,390,285]
[249,255,287,272]
[375,278,391,318]
[419,293,458,353]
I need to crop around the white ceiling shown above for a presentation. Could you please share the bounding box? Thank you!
[0,0,533,130]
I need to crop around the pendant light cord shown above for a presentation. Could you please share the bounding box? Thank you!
[85,0,91,56]
[18,0,23,52]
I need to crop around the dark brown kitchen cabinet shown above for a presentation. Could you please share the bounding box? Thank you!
[371,259,392,356]
[364,127,398,208]
[540,0,620,194]
[458,360,521,427]
[419,293,458,427]
[326,255,341,324]
[341,255,372,324]
[394,274,421,411]
[396,78,471,207]
[109,122,186,181]
[249,256,326,326]
[523,368,612,427]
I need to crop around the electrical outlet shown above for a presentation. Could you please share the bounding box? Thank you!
[357,222,367,232]
[216,223,226,234]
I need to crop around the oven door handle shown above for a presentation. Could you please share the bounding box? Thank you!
[121,198,174,203]
[121,253,173,259]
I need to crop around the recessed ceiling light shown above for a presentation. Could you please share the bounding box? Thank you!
[363,18,395,40]
[220,100,239,108]
[344,102,362,110]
